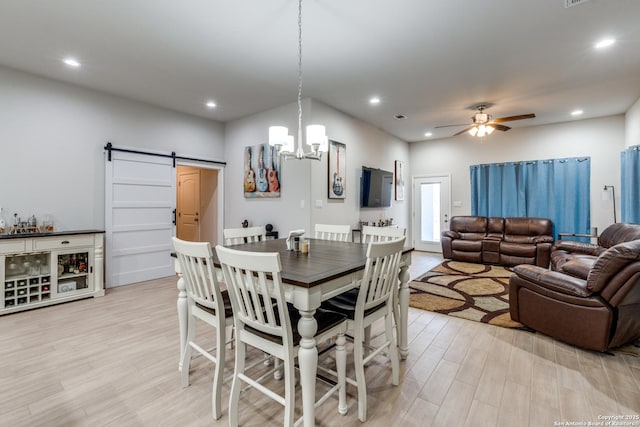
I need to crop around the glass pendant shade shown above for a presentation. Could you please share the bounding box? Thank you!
[486,125,495,135]
[468,127,478,136]
[269,126,288,147]
[306,124,328,152]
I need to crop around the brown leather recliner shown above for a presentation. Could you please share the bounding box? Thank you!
[499,217,554,267]
[441,216,487,263]
[551,222,640,279]
[510,239,640,352]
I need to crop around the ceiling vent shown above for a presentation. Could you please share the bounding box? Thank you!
[565,0,589,8]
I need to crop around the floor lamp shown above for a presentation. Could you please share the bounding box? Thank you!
[602,185,617,223]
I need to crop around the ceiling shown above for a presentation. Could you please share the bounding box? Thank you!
[1,0,639,142]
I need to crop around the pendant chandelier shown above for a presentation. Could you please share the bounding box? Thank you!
[268,0,328,160]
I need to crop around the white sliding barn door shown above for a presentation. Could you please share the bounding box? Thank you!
[105,151,175,288]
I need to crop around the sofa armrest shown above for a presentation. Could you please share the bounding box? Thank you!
[442,230,460,239]
[553,240,600,256]
[533,235,554,244]
[512,264,593,298]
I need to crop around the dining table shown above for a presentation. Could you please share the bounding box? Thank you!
[173,237,413,427]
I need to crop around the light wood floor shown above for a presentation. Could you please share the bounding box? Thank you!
[1,252,638,426]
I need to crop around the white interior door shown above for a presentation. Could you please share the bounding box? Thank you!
[413,175,450,252]
[105,150,176,288]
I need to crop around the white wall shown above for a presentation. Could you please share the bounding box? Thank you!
[224,99,410,238]
[626,96,640,148]
[308,100,410,232]
[0,66,225,231]
[409,115,625,234]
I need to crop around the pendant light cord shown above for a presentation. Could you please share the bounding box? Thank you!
[297,0,304,152]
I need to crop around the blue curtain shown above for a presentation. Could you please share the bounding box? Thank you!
[470,157,591,240]
[621,145,640,224]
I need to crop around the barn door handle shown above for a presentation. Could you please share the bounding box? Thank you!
[172,209,177,225]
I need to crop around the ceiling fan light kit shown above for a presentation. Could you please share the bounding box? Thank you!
[436,104,535,139]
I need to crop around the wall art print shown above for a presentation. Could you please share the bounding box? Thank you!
[244,143,280,198]
[395,160,405,201]
[328,140,346,199]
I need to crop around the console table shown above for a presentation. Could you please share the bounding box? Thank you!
[1,230,105,315]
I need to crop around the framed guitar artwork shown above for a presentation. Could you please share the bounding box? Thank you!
[244,143,281,198]
[328,140,346,199]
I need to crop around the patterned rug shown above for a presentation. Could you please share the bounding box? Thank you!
[409,260,525,329]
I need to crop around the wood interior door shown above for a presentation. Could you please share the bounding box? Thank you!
[177,167,200,241]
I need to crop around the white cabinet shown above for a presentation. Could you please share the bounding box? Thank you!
[1,231,104,315]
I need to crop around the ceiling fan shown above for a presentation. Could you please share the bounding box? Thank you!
[436,104,535,137]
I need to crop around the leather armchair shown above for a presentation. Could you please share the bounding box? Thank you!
[510,239,640,351]
[552,223,640,279]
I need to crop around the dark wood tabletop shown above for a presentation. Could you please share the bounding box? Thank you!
[214,238,368,288]
[213,238,413,289]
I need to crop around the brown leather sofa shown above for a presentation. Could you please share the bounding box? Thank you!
[509,223,640,351]
[441,216,554,267]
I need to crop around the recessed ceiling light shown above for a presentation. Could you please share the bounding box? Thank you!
[205,101,216,109]
[571,109,584,116]
[424,132,433,137]
[595,38,616,49]
[63,58,81,68]
[369,97,380,105]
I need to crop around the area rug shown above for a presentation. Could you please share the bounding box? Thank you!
[409,260,525,329]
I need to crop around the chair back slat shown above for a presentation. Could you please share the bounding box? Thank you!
[224,226,267,245]
[357,238,405,314]
[361,225,406,243]
[172,237,225,314]
[216,246,291,343]
[314,223,351,242]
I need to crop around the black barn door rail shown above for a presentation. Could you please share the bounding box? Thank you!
[104,142,226,167]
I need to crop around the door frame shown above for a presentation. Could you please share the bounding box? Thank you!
[176,159,225,247]
[412,174,451,252]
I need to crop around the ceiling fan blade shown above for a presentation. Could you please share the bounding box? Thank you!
[435,123,469,129]
[453,126,474,136]
[492,124,511,131]
[492,113,535,123]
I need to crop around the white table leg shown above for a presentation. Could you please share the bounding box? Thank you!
[398,258,411,360]
[297,308,318,427]
[176,261,188,371]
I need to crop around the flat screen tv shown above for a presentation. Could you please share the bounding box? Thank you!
[360,166,393,208]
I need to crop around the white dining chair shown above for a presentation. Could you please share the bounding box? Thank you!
[361,225,406,243]
[223,225,266,245]
[314,223,351,242]
[172,237,234,420]
[360,226,406,345]
[215,245,348,427]
[321,237,405,422]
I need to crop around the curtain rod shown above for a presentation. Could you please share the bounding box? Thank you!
[104,142,226,167]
